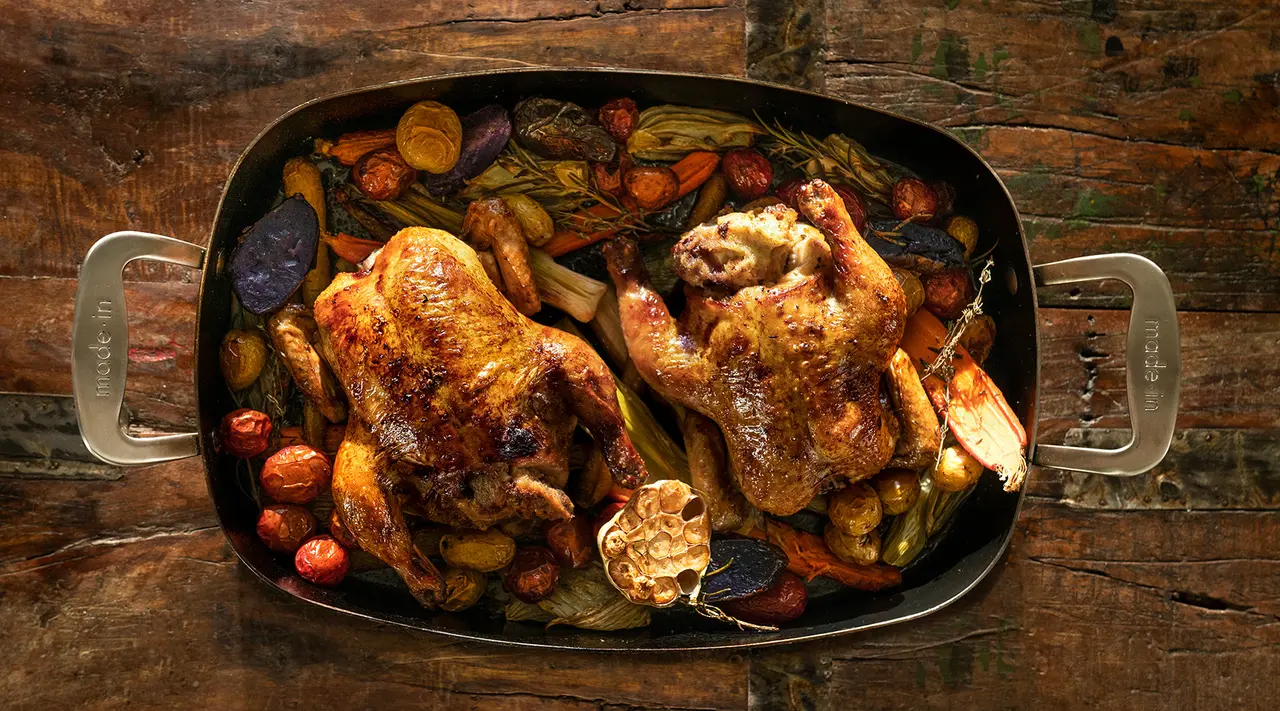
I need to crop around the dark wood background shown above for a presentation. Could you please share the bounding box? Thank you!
[2,1,1277,708]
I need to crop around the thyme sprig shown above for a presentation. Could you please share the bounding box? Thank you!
[921,259,994,470]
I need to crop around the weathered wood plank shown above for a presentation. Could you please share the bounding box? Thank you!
[1034,427,1280,510]
[0,506,748,711]
[806,2,1280,312]
[0,2,745,281]
[0,277,198,429]
[4,460,1277,710]
[1037,308,1280,439]
[756,503,1280,709]
[823,0,1280,150]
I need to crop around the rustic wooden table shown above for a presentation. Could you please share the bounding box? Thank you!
[2,1,1277,708]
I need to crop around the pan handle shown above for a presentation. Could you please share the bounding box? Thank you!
[72,231,205,466]
[1031,253,1180,476]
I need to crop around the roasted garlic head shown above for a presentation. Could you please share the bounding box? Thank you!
[597,480,711,607]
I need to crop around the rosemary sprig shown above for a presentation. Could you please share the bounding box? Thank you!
[755,115,897,201]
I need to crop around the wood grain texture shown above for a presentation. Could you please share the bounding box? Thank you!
[3,456,1277,710]
[805,1,1280,312]
[0,1,745,281]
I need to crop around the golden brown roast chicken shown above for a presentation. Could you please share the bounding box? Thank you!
[605,180,907,516]
[313,227,646,605]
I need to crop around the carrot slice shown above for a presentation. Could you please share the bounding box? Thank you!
[314,129,397,166]
[670,151,721,199]
[746,520,903,590]
[900,310,1027,491]
[543,204,627,257]
[324,233,385,264]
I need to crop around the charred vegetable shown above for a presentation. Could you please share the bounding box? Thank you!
[891,177,938,221]
[873,469,921,515]
[701,537,788,603]
[505,546,562,603]
[440,528,516,572]
[420,104,512,196]
[546,515,595,569]
[514,97,616,162]
[864,220,966,274]
[824,525,880,566]
[503,193,555,246]
[260,444,332,504]
[230,196,320,314]
[440,567,487,612]
[721,147,774,200]
[945,215,979,257]
[623,165,679,211]
[599,98,640,142]
[827,482,882,537]
[931,445,984,492]
[597,480,711,607]
[924,268,976,320]
[529,250,606,322]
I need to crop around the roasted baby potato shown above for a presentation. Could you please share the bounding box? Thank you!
[440,528,517,572]
[219,328,267,391]
[932,445,984,492]
[440,567,488,612]
[824,523,880,566]
[827,482,882,537]
[872,469,921,515]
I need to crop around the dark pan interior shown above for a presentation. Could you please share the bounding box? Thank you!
[196,69,1038,650]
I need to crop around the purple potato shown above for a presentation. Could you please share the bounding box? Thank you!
[702,537,789,602]
[864,219,965,275]
[420,104,512,196]
[230,195,320,314]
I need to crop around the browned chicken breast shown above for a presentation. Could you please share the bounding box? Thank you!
[313,226,645,605]
[605,180,906,516]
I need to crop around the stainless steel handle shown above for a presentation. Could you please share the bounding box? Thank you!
[72,231,205,466]
[1032,254,1180,476]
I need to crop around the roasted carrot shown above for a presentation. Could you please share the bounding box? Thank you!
[670,151,721,198]
[324,232,385,264]
[543,204,626,257]
[747,520,902,590]
[900,309,1027,491]
[314,129,397,166]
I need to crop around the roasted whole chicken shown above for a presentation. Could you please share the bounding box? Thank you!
[605,180,908,516]
[313,227,646,604]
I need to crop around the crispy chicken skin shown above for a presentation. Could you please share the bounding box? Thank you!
[605,180,906,515]
[314,227,645,603]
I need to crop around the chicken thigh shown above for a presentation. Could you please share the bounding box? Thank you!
[314,226,645,604]
[605,180,906,515]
